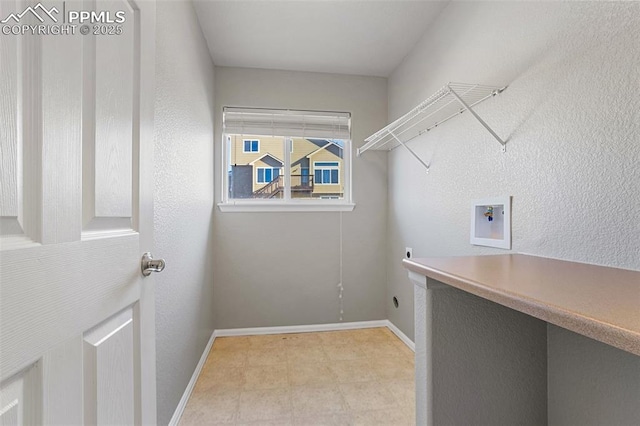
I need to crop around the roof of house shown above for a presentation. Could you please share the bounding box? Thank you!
[291,139,343,168]
[249,153,283,167]
[307,139,343,158]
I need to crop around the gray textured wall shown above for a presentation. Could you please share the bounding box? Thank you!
[387,0,640,341]
[548,325,640,425]
[154,2,216,424]
[386,1,639,423]
[213,67,388,329]
[433,287,547,425]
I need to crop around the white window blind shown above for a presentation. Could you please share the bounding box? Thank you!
[223,107,351,139]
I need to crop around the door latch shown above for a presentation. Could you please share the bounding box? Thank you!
[141,252,166,276]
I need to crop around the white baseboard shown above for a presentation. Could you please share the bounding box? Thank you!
[168,331,217,426]
[385,320,415,352]
[214,319,389,337]
[169,319,415,425]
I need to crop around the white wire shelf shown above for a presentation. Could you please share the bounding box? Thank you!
[357,82,507,170]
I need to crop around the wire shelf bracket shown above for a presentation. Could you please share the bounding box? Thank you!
[357,82,507,171]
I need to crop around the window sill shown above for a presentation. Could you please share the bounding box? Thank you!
[217,202,355,213]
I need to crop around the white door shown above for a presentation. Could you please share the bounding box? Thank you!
[0,0,157,424]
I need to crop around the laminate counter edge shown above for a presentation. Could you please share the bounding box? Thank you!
[403,254,640,357]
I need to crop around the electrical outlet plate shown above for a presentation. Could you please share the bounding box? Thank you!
[405,247,413,259]
[470,196,511,249]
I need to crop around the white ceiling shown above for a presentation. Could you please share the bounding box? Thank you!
[193,1,448,77]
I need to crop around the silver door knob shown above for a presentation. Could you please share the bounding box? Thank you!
[141,252,166,276]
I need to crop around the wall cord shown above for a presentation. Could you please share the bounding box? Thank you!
[337,211,344,321]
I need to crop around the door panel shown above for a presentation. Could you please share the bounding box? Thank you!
[40,2,83,245]
[83,307,135,425]
[0,7,20,236]
[0,0,40,247]
[0,363,40,425]
[83,0,135,233]
[41,337,83,425]
[0,0,156,424]
[1,236,140,376]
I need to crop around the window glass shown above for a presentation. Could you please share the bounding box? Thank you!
[243,139,259,153]
[314,160,340,185]
[228,135,284,199]
[257,167,280,184]
[292,139,342,196]
[223,108,350,206]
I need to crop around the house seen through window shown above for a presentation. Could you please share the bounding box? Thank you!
[222,107,351,205]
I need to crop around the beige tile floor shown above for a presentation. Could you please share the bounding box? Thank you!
[180,327,415,425]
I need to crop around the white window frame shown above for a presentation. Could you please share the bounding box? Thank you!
[313,161,340,185]
[219,108,354,212]
[242,139,260,153]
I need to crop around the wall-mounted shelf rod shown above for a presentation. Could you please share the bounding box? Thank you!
[357,82,507,171]
[390,131,431,173]
[448,86,506,152]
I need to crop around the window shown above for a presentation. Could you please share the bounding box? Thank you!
[221,107,353,212]
[314,162,339,185]
[256,167,280,184]
[243,139,259,153]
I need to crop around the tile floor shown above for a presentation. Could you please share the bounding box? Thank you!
[180,327,415,425]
